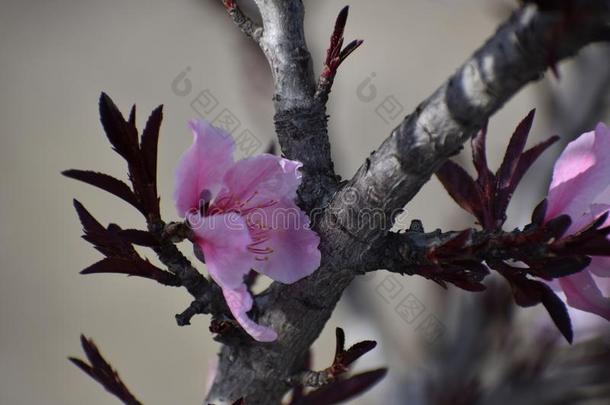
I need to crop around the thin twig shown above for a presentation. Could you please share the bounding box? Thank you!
[315,6,363,103]
[221,0,263,43]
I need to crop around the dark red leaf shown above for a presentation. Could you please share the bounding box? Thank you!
[330,6,350,56]
[140,105,163,185]
[512,135,559,191]
[334,328,345,360]
[73,200,137,258]
[496,134,558,223]
[118,229,159,247]
[296,368,387,405]
[531,199,548,226]
[435,160,483,221]
[496,109,536,190]
[98,93,160,219]
[495,266,542,307]
[587,211,608,231]
[570,230,610,256]
[471,122,495,197]
[128,105,136,129]
[544,214,572,239]
[63,170,142,213]
[493,110,537,224]
[81,257,180,286]
[542,256,591,278]
[99,92,139,162]
[339,39,364,62]
[341,341,377,367]
[69,357,97,379]
[69,335,143,405]
[501,272,573,342]
[539,284,573,343]
[73,199,106,235]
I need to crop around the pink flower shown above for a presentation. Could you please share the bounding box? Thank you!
[545,123,610,321]
[174,120,321,341]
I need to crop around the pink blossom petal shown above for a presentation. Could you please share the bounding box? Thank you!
[546,123,610,220]
[174,120,235,217]
[564,203,610,236]
[559,271,610,321]
[584,206,610,281]
[191,213,253,290]
[587,256,610,278]
[215,154,302,213]
[248,199,321,284]
[223,285,278,342]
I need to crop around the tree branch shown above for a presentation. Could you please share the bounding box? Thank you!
[148,220,229,320]
[223,0,339,211]
[222,0,263,43]
[329,1,610,246]
[208,2,610,403]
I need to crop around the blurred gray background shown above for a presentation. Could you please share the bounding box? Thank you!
[1,0,609,404]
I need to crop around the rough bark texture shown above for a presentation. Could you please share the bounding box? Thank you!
[207,1,610,403]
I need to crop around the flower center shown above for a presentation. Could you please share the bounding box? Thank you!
[206,189,278,261]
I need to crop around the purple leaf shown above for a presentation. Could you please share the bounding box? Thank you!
[63,170,142,213]
[496,109,536,190]
[471,121,493,187]
[511,135,559,191]
[496,135,559,222]
[544,214,572,239]
[334,328,345,360]
[435,160,483,221]
[98,93,160,219]
[494,264,542,307]
[493,110,537,223]
[72,200,137,258]
[531,199,548,226]
[539,284,573,343]
[140,105,163,186]
[341,341,377,367]
[128,105,136,129]
[571,230,610,256]
[542,256,591,278]
[339,39,364,62]
[73,199,106,235]
[330,6,350,55]
[69,335,143,405]
[118,229,159,247]
[81,257,180,286]
[296,368,387,405]
[499,271,573,342]
[99,92,139,162]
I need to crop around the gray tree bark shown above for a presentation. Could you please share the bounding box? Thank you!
[207,1,610,403]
